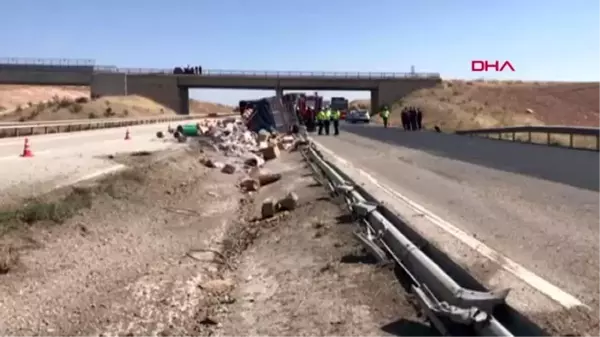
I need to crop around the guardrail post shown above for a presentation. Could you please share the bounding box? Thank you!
[569,134,574,148]
[30,127,33,135]
[511,132,515,141]
[546,132,551,146]
[596,135,599,151]
[44,126,48,134]
[527,132,531,143]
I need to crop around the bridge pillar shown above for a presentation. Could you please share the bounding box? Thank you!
[275,86,283,99]
[125,75,188,115]
[179,87,190,115]
[370,88,379,113]
[91,73,127,97]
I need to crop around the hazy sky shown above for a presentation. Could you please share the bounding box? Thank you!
[1,0,598,104]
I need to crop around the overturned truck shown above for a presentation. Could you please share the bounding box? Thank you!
[238,99,277,133]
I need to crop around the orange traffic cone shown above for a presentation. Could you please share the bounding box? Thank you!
[21,138,33,157]
[124,129,131,140]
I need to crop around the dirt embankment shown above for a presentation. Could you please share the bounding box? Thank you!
[350,80,599,130]
[0,85,233,122]
[0,140,427,335]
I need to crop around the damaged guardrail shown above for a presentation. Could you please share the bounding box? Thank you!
[301,141,516,336]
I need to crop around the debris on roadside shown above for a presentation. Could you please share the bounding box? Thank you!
[260,144,280,161]
[257,172,282,186]
[166,115,301,192]
[199,278,235,294]
[260,191,299,219]
[221,164,236,174]
[277,192,298,211]
[261,198,276,218]
[243,153,265,168]
[240,178,260,192]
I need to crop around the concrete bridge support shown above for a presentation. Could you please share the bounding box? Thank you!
[90,73,127,97]
[91,75,189,115]
[126,76,189,115]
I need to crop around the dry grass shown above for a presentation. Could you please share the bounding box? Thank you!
[0,167,150,275]
[189,100,233,115]
[0,85,88,114]
[350,80,599,131]
[0,168,147,234]
[0,85,234,122]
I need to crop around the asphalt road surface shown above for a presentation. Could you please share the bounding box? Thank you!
[0,121,202,205]
[313,122,599,317]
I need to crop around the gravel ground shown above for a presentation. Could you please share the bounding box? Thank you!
[0,144,427,336]
[197,152,431,337]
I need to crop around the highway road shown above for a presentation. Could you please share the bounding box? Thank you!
[312,122,599,331]
[0,121,201,206]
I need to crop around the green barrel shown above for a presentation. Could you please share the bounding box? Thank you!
[178,123,200,136]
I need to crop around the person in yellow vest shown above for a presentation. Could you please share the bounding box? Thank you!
[323,107,331,135]
[330,109,340,135]
[317,109,326,135]
[379,106,390,128]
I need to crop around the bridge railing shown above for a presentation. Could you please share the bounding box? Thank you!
[456,125,600,151]
[0,57,95,66]
[93,67,441,79]
[0,57,441,79]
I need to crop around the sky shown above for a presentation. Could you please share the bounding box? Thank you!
[0,0,598,105]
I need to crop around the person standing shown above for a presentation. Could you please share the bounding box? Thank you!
[408,106,417,131]
[416,107,423,130]
[401,107,409,130]
[330,109,340,135]
[317,109,325,135]
[379,106,390,128]
[323,107,332,135]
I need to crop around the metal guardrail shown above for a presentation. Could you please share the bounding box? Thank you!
[302,141,515,336]
[456,125,600,151]
[0,57,95,66]
[95,67,441,79]
[0,116,194,127]
[0,114,237,138]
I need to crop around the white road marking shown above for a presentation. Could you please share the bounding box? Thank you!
[311,139,588,310]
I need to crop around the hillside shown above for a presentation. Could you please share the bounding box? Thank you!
[0,85,233,122]
[350,80,599,130]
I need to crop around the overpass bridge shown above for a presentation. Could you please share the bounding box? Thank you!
[0,57,442,115]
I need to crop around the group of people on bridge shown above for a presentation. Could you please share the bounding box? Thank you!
[173,65,203,75]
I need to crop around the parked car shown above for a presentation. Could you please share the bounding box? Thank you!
[346,109,370,123]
